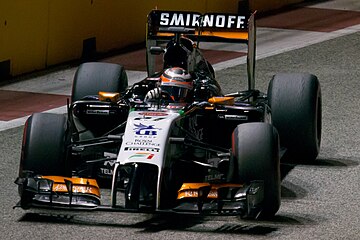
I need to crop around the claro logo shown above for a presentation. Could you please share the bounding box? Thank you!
[159,12,246,29]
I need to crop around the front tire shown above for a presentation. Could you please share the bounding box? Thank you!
[229,122,281,218]
[19,113,70,177]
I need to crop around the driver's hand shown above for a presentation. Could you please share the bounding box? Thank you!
[144,87,162,102]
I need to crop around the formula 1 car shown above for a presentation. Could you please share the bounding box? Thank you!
[15,10,321,219]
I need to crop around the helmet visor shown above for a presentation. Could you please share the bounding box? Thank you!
[161,86,190,102]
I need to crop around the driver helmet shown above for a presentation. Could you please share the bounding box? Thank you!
[160,67,193,102]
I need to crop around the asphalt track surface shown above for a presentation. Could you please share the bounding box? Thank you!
[2,7,360,240]
[1,31,359,240]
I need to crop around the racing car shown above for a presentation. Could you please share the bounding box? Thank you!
[14,10,321,219]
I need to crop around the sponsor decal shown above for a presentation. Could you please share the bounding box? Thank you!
[208,190,218,198]
[100,168,113,175]
[125,147,160,152]
[103,159,116,167]
[134,116,166,121]
[167,104,186,110]
[53,184,92,193]
[138,112,168,116]
[221,115,248,121]
[126,139,160,147]
[159,12,247,29]
[184,190,198,197]
[205,173,224,181]
[135,116,153,120]
[133,123,161,136]
[183,189,218,198]
[86,109,110,115]
[129,152,155,160]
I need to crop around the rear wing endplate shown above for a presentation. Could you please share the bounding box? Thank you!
[146,10,256,90]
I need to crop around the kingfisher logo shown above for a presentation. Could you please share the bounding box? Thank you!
[133,123,161,136]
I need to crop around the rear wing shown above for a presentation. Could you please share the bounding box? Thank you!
[146,10,256,90]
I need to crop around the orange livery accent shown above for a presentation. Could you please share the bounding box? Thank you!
[41,176,101,198]
[98,91,120,103]
[208,96,235,105]
[177,183,243,199]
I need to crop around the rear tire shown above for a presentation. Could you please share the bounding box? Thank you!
[229,122,281,218]
[19,113,70,177]
[71,62,128,103]
[268,73,322,162]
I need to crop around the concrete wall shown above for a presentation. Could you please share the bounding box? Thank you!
[0,0,304,78]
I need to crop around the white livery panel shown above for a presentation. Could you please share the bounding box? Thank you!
[117,110,181,167]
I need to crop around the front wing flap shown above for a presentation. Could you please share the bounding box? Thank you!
[174,181,264,218]
[15,176,101,209]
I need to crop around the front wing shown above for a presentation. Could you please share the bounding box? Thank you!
[15,175,264,218]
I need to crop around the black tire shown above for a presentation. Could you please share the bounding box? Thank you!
[229,122,281,218]
[268,73,322,162]
[71,62,128,103]
[19,113,70,177]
